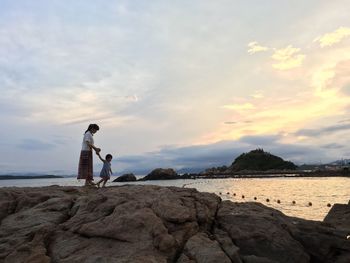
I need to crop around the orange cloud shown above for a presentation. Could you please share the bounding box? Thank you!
[222,103,255,111]
[271,45,305,70]
[247,41,269,54]
[314,27,350,48]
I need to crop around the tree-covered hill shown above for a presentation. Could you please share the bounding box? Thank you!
[230,149,297,171]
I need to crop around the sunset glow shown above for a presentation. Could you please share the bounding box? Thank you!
[1,1,350,173]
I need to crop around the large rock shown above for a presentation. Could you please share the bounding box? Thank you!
[113,173,137,182]
[141,168,179,180]
[323,203,350,231]
[0,185,349,262]
[178,233,231,263]
[216,201,350,263]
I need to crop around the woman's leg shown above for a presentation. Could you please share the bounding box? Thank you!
[79,151,94,186]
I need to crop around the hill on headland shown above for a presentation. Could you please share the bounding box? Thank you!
[230,148,297,171]
[202,149,297,175]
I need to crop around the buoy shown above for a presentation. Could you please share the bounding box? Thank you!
[327,203,332,207]
[277,200,281,204]
[292,201,296,205]
[242,195,245,199]
[266,198,270,202]
[254,197,257,200]
[308,202,312,206]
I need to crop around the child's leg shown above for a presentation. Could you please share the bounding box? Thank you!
[102,179,108,187]
[96,178,104,187]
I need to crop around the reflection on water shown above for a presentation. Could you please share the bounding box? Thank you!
[183,177,350,221]
[1,176,349,221]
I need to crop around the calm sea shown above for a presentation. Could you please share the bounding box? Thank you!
[0,176,349,221]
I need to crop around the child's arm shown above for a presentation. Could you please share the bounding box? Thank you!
[96,152,105,163]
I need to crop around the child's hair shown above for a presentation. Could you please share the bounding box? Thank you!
[106,154,113,159]
[85,124,100,134]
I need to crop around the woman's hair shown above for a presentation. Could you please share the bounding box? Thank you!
[85,124,100,134]
[106,154,113,159]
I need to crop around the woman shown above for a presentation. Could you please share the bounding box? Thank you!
[77,124,101,186]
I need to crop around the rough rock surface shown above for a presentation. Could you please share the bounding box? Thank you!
[323,203,350,231]
[0,185,349,263]
[113,173,137,182]
[141,168,179,180]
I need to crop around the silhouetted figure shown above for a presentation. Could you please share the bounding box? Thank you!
[77,124,101,186]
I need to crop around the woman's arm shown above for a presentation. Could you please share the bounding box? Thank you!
[87,141,101,153]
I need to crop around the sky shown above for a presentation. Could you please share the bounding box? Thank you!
[1,0,350,175]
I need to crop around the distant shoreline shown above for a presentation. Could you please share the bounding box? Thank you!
[0,175,64,180]
[197,170,350,179]
[138,169,350,181]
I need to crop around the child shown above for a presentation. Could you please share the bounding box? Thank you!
[96,152,113,188]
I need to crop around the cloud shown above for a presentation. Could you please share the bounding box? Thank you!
[247,41,269,54]
[1,1,350,174]
[251,91,264,99]
[271,45,305,70]
[222,103,255,111]
[295,123,350,137]
[224,121,237,125]
[116,140,253,174]
[18,139,56,151]
[115,136,340,174]
[239,135,281,145]
[328,60,350,96]
[338,118,350,123]
[314,27,350,48]
[321,143,344,149]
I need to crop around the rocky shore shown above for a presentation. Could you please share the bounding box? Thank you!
[0,185,349,262]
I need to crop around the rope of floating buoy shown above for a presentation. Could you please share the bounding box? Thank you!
[181,181,338,208]
[216,192,335,208]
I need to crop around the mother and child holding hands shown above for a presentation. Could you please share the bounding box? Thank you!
[77,124,114,188]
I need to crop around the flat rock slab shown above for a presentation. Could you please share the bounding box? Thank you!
[0,185,349,263]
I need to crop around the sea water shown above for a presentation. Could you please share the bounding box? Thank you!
[0,176,349,221]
